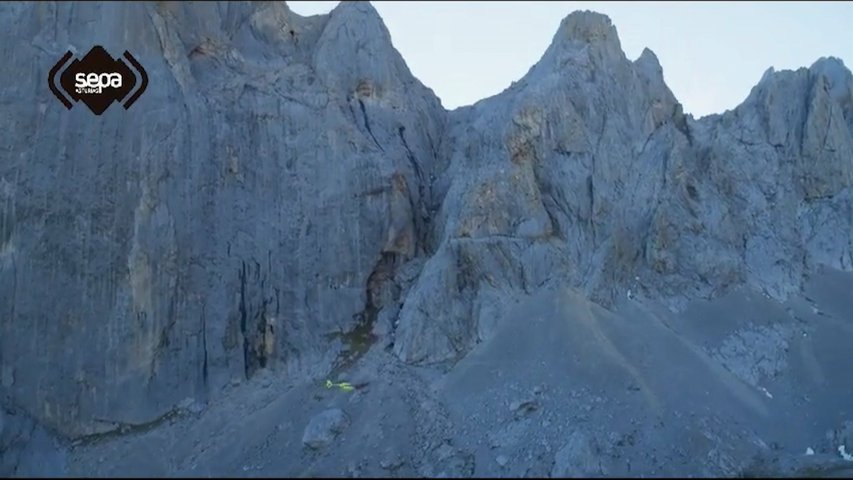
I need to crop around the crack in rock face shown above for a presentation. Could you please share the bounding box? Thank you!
[1,1,852,477]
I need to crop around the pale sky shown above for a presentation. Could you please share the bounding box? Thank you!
[289,1,853,118]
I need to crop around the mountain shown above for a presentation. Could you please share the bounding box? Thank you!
[1,2,852,477]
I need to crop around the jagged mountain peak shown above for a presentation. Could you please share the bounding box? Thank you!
[809,56,853,104]
[516,9,639,89]
[809,56,850,78]
[635,47,663,74]
[555,10,620,47]
[546,10,626,66]
[737,55,853,122]
[329,0,382,19]
[312,0,422,98]
[321,0,393,46]
[322,0,389,43]
[752,56,852,89]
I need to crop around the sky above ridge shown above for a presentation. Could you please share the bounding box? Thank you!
[288,1,853,118]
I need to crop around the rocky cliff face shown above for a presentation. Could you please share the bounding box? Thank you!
[0,1,444,438]
[0,1,851,467]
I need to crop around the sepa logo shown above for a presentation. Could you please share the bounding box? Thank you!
[74,72,123,94]
[48,45,148,116]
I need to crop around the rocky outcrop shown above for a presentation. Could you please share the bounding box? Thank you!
[302,408,350,450]
[643,57,853,309]
[0,1,851,450]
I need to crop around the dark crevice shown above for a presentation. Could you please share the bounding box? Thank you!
[590,115,606,247]
[187,44,207,60]
[267,249,272,275]
[529,154,565,242]
[77,408,183,446]
[236,258,276,380]
[398,126,423,183]
[201,306,209,387]
[686,183,699,201]
[347,97,359,125]
[9,257,16,340]
[586,174,594,213]
[803,192,836,203]
[359,98,384,152]
[398,126,433,254]
[159,264,181,352]
[587,172,595,243]
[239,260,249,379]
[256,303,270,370]
[426,129,440,164]
[820,104,832,152]
[274,286,281,316]
[540,192,565,241]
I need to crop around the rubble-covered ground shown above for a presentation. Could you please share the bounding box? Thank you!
[4,268,852,478]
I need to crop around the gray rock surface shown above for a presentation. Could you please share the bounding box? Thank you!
[0,407,67,477]
[302,408,350,450]
[552,431,605,478]
[0,1,852,477]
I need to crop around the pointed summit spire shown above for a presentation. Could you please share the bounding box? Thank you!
[555,10,621,49]
[523,10,629,83]
[328,0,387,34]
[809,56,853,103]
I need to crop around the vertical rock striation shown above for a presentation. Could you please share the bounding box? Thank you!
[0,1,445,438]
